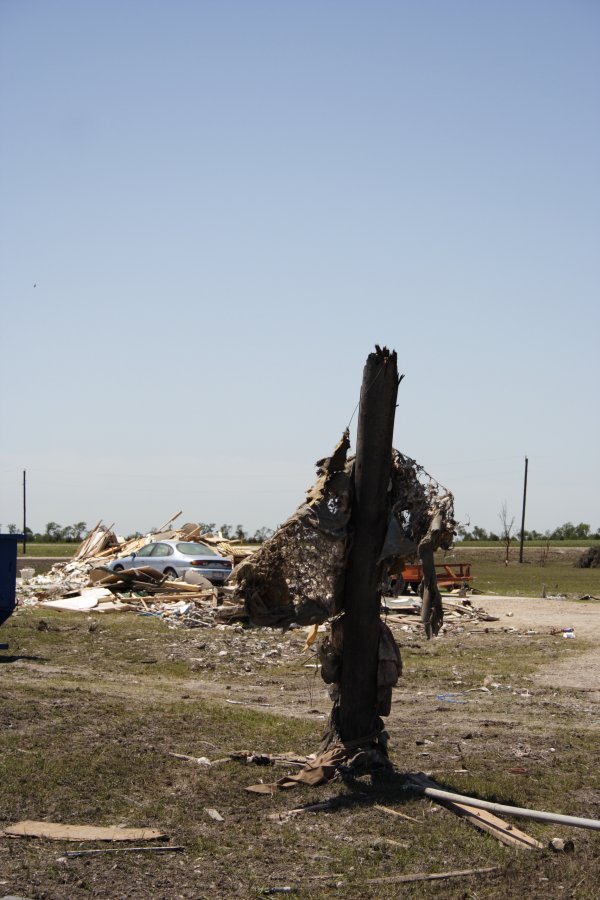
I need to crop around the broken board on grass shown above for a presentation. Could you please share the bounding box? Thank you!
[2,821,167,842]
[406,773,544,850]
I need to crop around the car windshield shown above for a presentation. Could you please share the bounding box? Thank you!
[176,542,219,556]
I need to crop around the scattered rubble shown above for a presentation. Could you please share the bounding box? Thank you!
[16,516,251,627]
[381,595,499,633]
[15,506,498,639]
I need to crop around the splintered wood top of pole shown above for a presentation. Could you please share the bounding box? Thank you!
[371,345,396,366]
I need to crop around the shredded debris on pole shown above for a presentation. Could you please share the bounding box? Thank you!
[240,346,456,788]
[233,442,455,633]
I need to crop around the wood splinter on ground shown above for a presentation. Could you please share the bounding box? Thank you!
[2,821,167,842]
[374,804,422,825]
[363,865,502,885]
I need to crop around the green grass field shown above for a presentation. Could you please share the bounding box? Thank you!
[440,543,599,598]
[457,539,600,548]
[17,542,77,557]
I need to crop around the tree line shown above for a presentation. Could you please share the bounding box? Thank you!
[2,522,88,542]
[4,518,596,545]
[457,521,599,541]
[1,521,274,544]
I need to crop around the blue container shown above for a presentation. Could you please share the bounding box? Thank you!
[0,534,24,627]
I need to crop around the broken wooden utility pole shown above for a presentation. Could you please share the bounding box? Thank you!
[22,469,27,556]
[519,455,528,563]
[339,346,400,743]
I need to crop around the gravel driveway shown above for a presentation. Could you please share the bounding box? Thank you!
[480,594,600,693]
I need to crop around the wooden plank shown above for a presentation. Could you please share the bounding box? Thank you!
[73,521,103,559]
[406,774,543,850]
[364,866,501,885]
[151,581,214,593]
[3,821,167,842]
[156,510,183,532]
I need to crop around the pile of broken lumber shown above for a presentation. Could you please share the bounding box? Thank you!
[16,512,252,626]
[74,512,253,569]
[90,566,247,627]
[382,596,498,632]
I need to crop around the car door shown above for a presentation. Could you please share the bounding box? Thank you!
[148,542,175,573]
[131,543,157,567]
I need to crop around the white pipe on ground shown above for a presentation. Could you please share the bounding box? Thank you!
[411,784,600,832]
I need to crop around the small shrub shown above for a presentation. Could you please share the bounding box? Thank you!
[576,547,600,568]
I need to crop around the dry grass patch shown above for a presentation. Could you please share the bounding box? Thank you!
[0,607,599,898]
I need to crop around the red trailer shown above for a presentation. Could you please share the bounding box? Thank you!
[391,562,472,595]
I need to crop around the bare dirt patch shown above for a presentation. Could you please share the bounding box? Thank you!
[476,595,600,693]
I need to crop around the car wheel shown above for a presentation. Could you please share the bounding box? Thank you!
[113,565,124,572]
[164,567,178,579]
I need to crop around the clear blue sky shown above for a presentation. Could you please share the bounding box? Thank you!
[1,1,598,538]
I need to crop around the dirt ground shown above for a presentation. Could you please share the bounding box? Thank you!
[162,593,600,717]
[476,595,600,694]
[2,595,600,899]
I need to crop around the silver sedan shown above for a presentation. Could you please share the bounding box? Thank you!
[106,540,233,584]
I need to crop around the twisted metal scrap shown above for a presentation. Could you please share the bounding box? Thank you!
[233,435,455,635]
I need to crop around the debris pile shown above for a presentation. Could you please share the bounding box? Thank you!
[16,515,251,627]
[14,504,493,639]
[382,595,498,632]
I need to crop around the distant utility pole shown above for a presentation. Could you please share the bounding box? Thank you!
[23,469,27,555]
[519,456,528,564]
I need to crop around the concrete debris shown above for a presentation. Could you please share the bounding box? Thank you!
[204,808,224,822]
